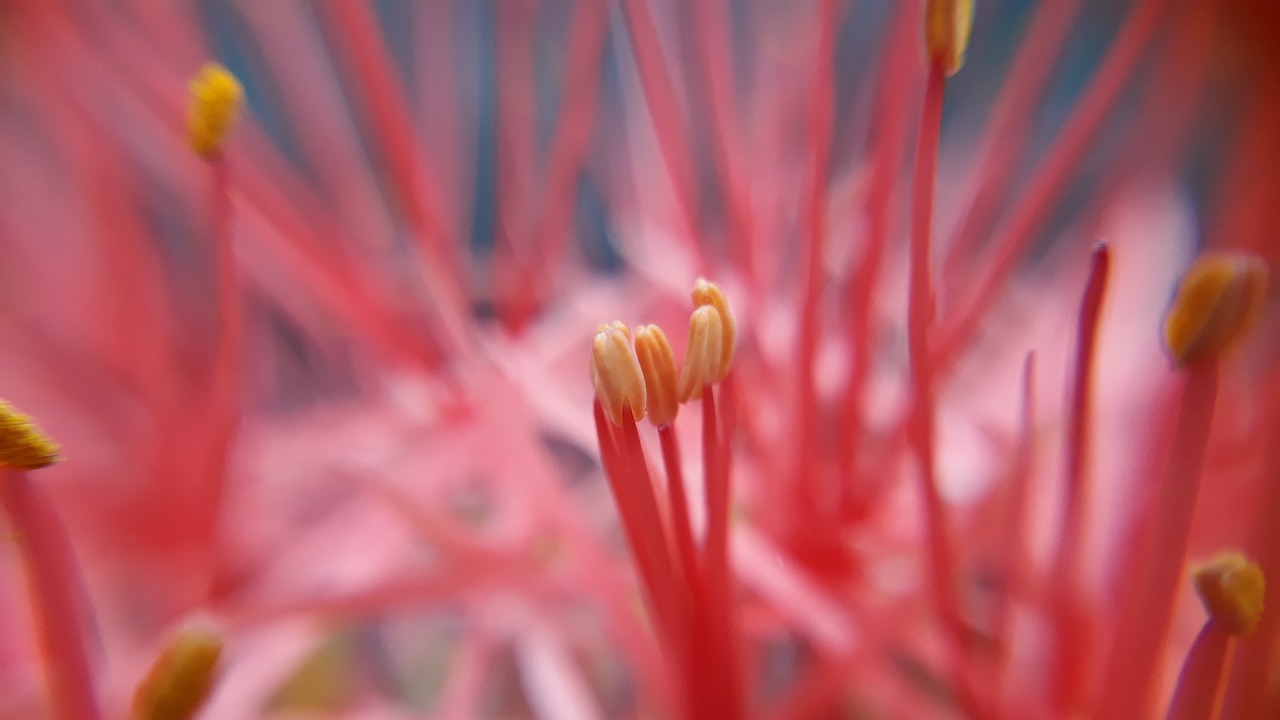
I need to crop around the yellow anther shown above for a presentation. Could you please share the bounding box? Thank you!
[634,325,679,427]
[678,305,725,403]
[1163,252,1268,367]
[924,0,974,76]
[131,624,224,720]
[1192,552,1265,636]
[591,321,647,425]
[186,64,244,158]
[690,278,736,378]
[0,400,60,470]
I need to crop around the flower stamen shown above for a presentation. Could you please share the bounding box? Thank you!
[1163,251,1268,367]
[591,321,647,426]
[678,306,725,404]
[1193,552,1265,636]
[186,64,244,158]
[924,0,974,76]
[131,623,224,720]
[0,400,60,470]
[635,325,679,428]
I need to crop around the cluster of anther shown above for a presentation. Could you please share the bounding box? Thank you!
[590,279,736,428]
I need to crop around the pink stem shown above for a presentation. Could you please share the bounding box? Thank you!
[0,469,100,720]
[1096,363,1220,719]
[909,61,981,717]
[1165,621,1233,720]
[1050,242,1110,712]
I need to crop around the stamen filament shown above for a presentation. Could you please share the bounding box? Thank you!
[1,469,101,720]
[1050,242,1111,713]
[1096,364,1220,719]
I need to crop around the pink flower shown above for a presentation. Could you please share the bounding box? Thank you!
[1,1,1278,719]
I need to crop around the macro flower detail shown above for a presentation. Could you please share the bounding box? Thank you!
[130,623,224,720]
[634,324,679,428]
[0,400,59,470]
[590,320,646,426]
[1193,552,1265,637]
[1,1,1279,718]
[924,0,974,75]
[185,64,244,158]
[1163,251,1269,367]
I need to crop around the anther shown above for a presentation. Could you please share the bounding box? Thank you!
[691,278,736,378]
[678,305,725,403]
[0,400,60,470]
[1192,552,1265,636]
[186,64,245,158]
[635,325,679,427]
[924,0,974,76]
[1163,252,1268,367]
[131,623,224,720]
[591,321,646,425]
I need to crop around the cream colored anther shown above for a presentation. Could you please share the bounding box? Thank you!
[590,321,647,425]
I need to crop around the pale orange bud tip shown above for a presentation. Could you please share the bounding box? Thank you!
[1163,252,1268,367]
[186,63,244,158]
[0,400,60,470]
[924,0,974,76]
[590,321,646,425]
[635,325,679,427]
[131,623,224,720]
[678,305,726,403]
[1192,552,1264,636]
[691,278,736,375]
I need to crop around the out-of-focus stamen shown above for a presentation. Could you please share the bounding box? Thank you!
[1163,252,1268,367]
[635,325,679,427]
[131,624,224,720]
[591,321,647,426]
[924,0,974,76]
[186,64,244,158]
[678,306,725,403]
[0,400,60,470]
[1193,552,1265,636]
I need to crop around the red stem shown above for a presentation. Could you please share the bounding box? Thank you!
[939,0,1084,281]
[1096,363,1220,720]
[1050,242,1110,711]
[618,0,705,263]
[659,426,703,607]
[1165,622,1233,720]
[909,61,982,716]
[701,382,741,719]
[934,0,1168,372]
[838,2,917,522]
[318,1,469,355]
[0,470,101,720]
[789,0,838,553]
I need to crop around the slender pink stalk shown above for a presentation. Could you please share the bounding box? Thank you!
[618,0,704,259]
[908,59,982,716]
[838,3,917,523]
[935,0,1169,370]
[789,0,838,559]
[701,382,742,719]
[990,353,1036,717]
[940,0,1084,280]
[528,0,609,313]
[1096,364,1220,720]
[317,1,469,355]
[658,426,702,605]
[1050,242,1110,712]
[1165,621,1233,720]
[1,469,100,720]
